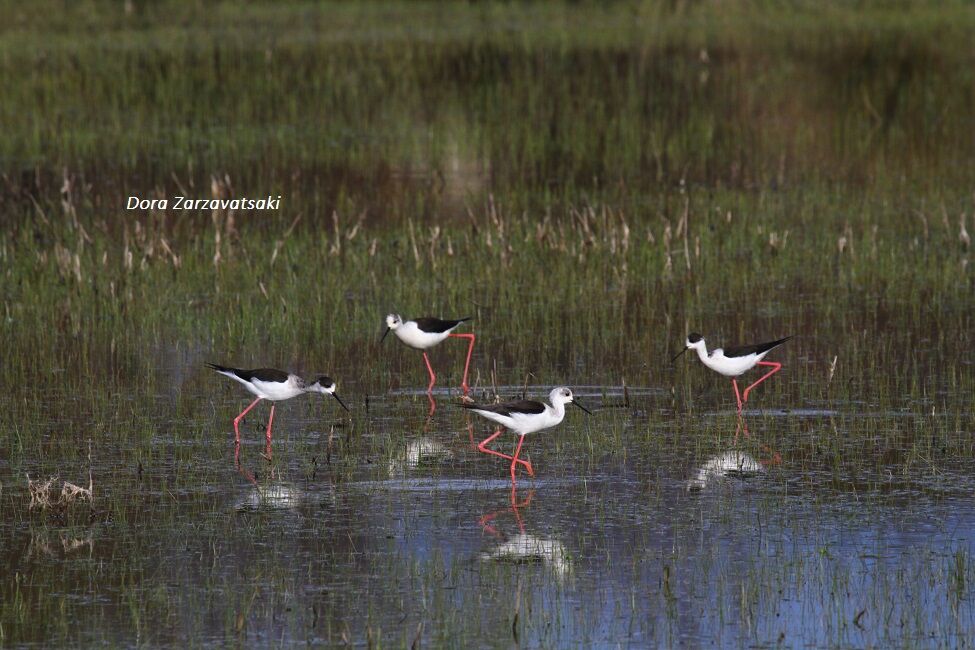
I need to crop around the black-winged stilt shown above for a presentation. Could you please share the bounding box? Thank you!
[671,332,792,413]
[207,363,348,459]
[461,387,592,482]
[381,314,476,395]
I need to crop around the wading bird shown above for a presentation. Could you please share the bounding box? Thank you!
[461,387,592,482]
[207,363,348,459]
[671,333,792,413]
[381,315,476,395]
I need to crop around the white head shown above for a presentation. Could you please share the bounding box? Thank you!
[381,314,403,343]
[549,387,592,414]
[308,376,349,411]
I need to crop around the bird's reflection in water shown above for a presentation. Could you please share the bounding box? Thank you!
[688,421,782,491]
[235,481,303,511]
[233,448,301,511]
[687,450,765,491]
[387,437,454,476]
[478,487,571,578]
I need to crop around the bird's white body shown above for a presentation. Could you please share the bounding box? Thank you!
[391,321,451,350]
[466,387,589,481]
[676,333,790,413]
[210,367,340,403]
[382,314,475,398]
[692,344,770,378]
[468,388,572,436]
[208,364,346,458]
[223,373,307,401]
[470,404,565,436]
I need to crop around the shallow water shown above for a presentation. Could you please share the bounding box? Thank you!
[2,376,974,648]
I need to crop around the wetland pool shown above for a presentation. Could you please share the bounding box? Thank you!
[2,380,974,648]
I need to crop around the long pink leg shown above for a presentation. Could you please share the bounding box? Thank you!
[262,404,276,460]
[478,430,534,476]
[478,429,514,461]
[422,352,437,393]
[509,434,534,482]
[742,361,783,403]
[448,332,476,395]
[732,380,743,414]
[427,393,437,417]
[233,397,262,444]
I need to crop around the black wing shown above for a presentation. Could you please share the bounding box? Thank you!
[460,399,546,416]
[414,316,471,333]
[207,363,289,383]
[239,368,290,383]
[722,336,793,358]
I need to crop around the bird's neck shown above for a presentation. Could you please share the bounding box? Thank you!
[548,401,565,420]
[694,344,710,363]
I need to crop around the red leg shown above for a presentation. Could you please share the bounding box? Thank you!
[478,429,514,461]
[742,361,783,403]
[422,352,436,393]
[509,434,534,482]
[427,393,437,417]
[732,380,743,414]
[262,404,276,460]
[233,397,262,444]
[266,405,276,445]
[448,332,476,395]
[478,430,533,477]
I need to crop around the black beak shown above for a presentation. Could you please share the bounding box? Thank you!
[670,347,689,363]
[331,392,350,412]
[381,327,390,343]
[572,399,593,415]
